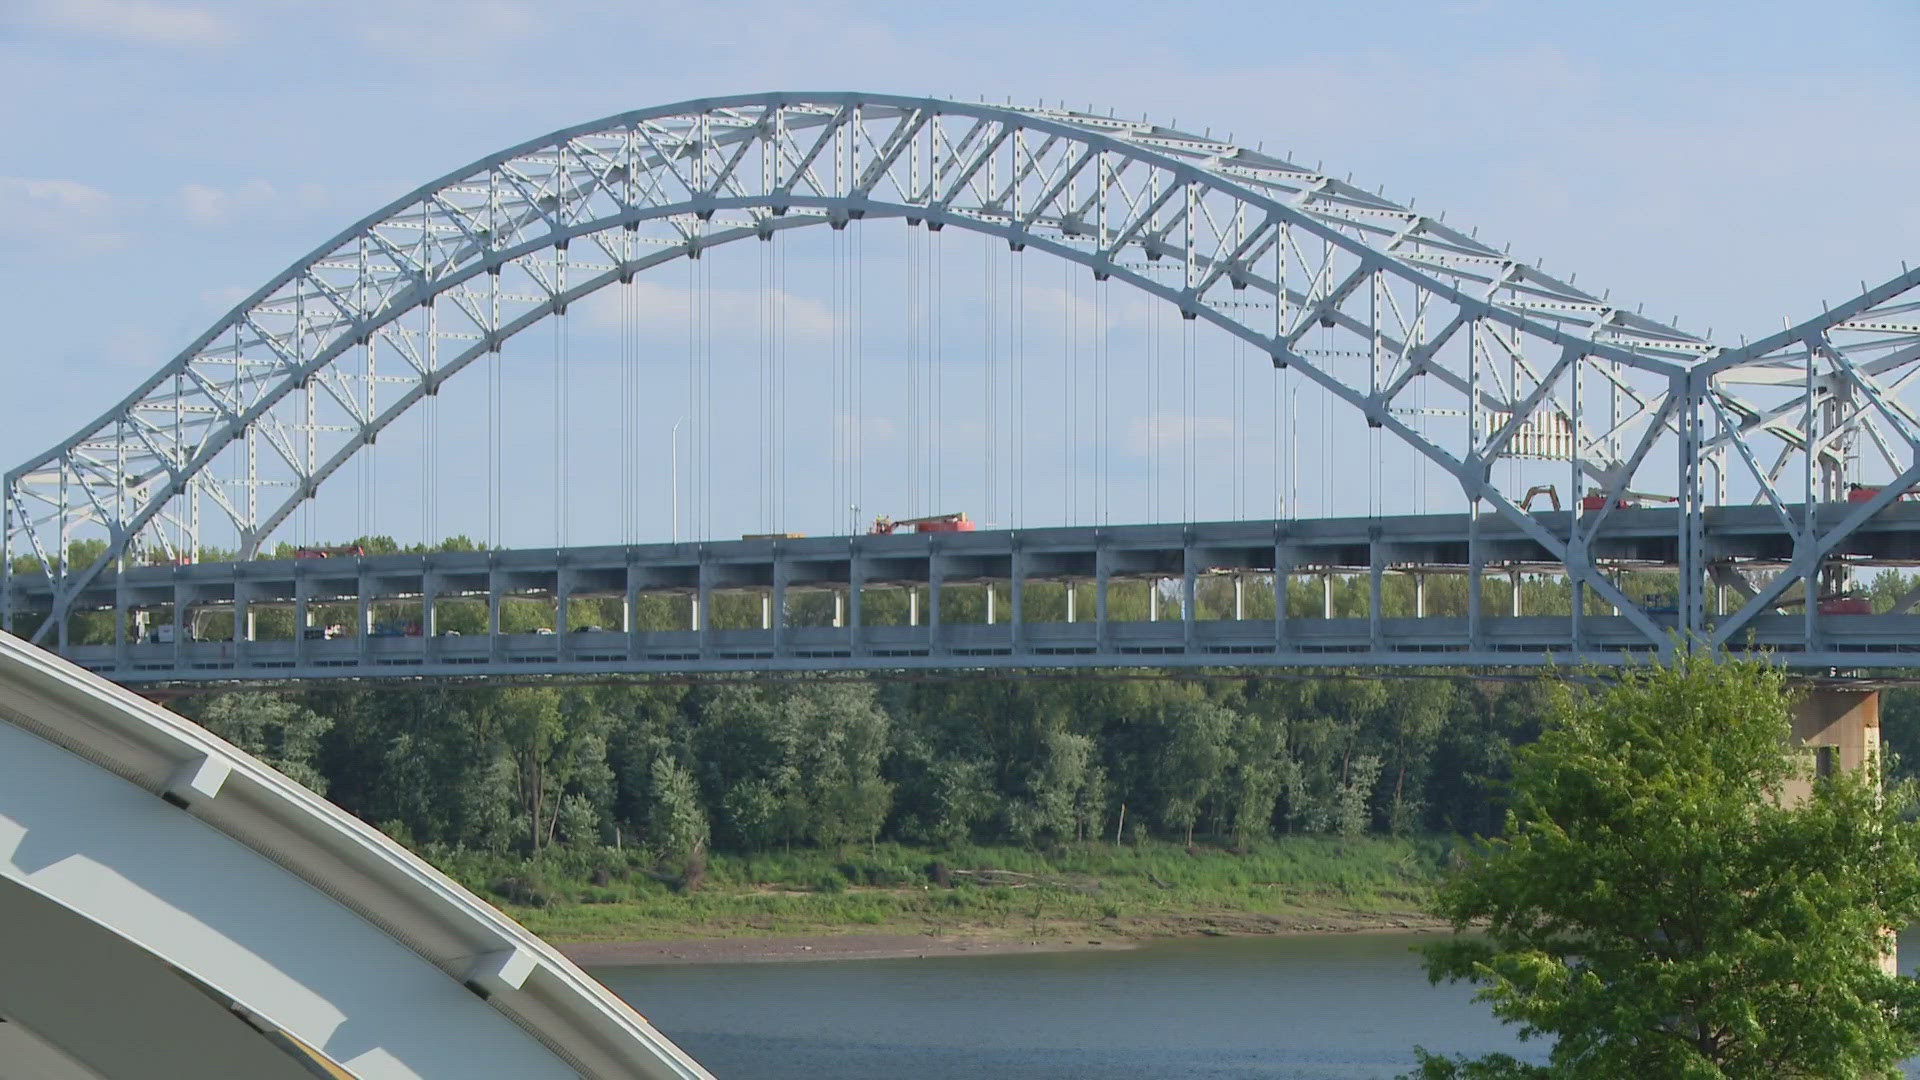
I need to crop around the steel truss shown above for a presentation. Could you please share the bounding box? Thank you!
[5,92,1915,660]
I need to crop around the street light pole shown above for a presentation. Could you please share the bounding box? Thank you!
[670,417,684,543]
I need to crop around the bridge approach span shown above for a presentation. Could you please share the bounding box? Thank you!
[0,629,712,1078]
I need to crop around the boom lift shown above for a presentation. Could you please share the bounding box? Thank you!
[1520,485,1561,511]
[868,512,976,535]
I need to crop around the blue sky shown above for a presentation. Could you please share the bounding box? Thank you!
[3,0,1917,547]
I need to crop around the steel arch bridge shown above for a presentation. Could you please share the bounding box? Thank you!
[7,92,1920,678]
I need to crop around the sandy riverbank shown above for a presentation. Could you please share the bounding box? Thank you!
[557,909,1449,966]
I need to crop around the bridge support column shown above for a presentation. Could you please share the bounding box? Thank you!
[1095,547,1110,652]
[848,550,864,655]
[1274,536,1292,652]
[1010,545,1025,653]
[1233,574,1245,621]
[171,581,187,665]
[1148,581,1159,622]
[1788,687,1882,796]
[420,572,438,639]
[927,553,942,654]
[486,572,502,643]
[1413,573,1426,619]
[233,581,250,664]
[1787,686,1894,974]
[1510,569,1523,617]
[985,585,995,626]
[771,560,788,655]
[1182,539,1196,652]
[833,590,845,629]
[1369,539,1385,650]
[114,579,129,669]
[1467,504,1484,650]
[294,573,310,666]
[356,569,372,638]
[908,589,918,628]
[696,554,712,657]
[1065,583,1076,624]
[698,549,714,653]
[1569,552,1586,652]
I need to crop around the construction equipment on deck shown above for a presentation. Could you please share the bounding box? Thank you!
[868,512,976,535]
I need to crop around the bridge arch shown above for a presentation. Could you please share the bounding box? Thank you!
[5,92,1713,642]
[0,630,711,1077]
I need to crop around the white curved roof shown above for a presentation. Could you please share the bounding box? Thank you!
[0,629,713,1079]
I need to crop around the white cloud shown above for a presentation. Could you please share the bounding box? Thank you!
[178,179,279,225]
[577,279,835,340]
[351,0,533,53]
[29,0,234,45]
[0,176,121,251]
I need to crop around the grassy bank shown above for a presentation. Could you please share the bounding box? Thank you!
[431,836,1456,945]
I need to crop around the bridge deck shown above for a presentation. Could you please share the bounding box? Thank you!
[12,507,1920,683]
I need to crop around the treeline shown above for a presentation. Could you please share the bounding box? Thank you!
[179,673,1562,868]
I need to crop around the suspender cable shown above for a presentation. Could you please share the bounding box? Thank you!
[759,236,769,530]
[490,321,500,548]
[1273,346,1282,519]
[907,222,921,516]
[1323,324,1333,518]
[1067,251,1082,522]
[778,231,790,532]
[704,252,714,540]
[860,222,867,534]
[1012,244,1024,529]
[931,225,943,515]
[984,233,997,526]
[685,255,695,543]
[1182,318,1195,523]
[1148,285,1159,522]
[1097,274,1108,525]
[831,228,842,533]
[1231,336,1241,521]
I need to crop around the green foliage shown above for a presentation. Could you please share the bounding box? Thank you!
[182,692,333,793]
[430,835,1451,941]
[1417,654,1920,1078]
[174,667,1567,875]
[645,754,709,861]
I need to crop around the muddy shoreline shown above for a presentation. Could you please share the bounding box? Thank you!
[558,910,1450,967]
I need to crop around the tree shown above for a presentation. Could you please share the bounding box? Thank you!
[189,692,333,794]
[645,754,709,865]
[1414,654,1920,1078]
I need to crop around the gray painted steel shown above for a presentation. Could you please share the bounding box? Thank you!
[17,507,1920,686]
[5,93,1916,669]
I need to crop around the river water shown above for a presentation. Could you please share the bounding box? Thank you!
[597,932,1532,1079]
[601,930,1920,1079]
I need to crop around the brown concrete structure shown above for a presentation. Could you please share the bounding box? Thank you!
[1785,686,1894,973]
[1783,687,1882,804]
